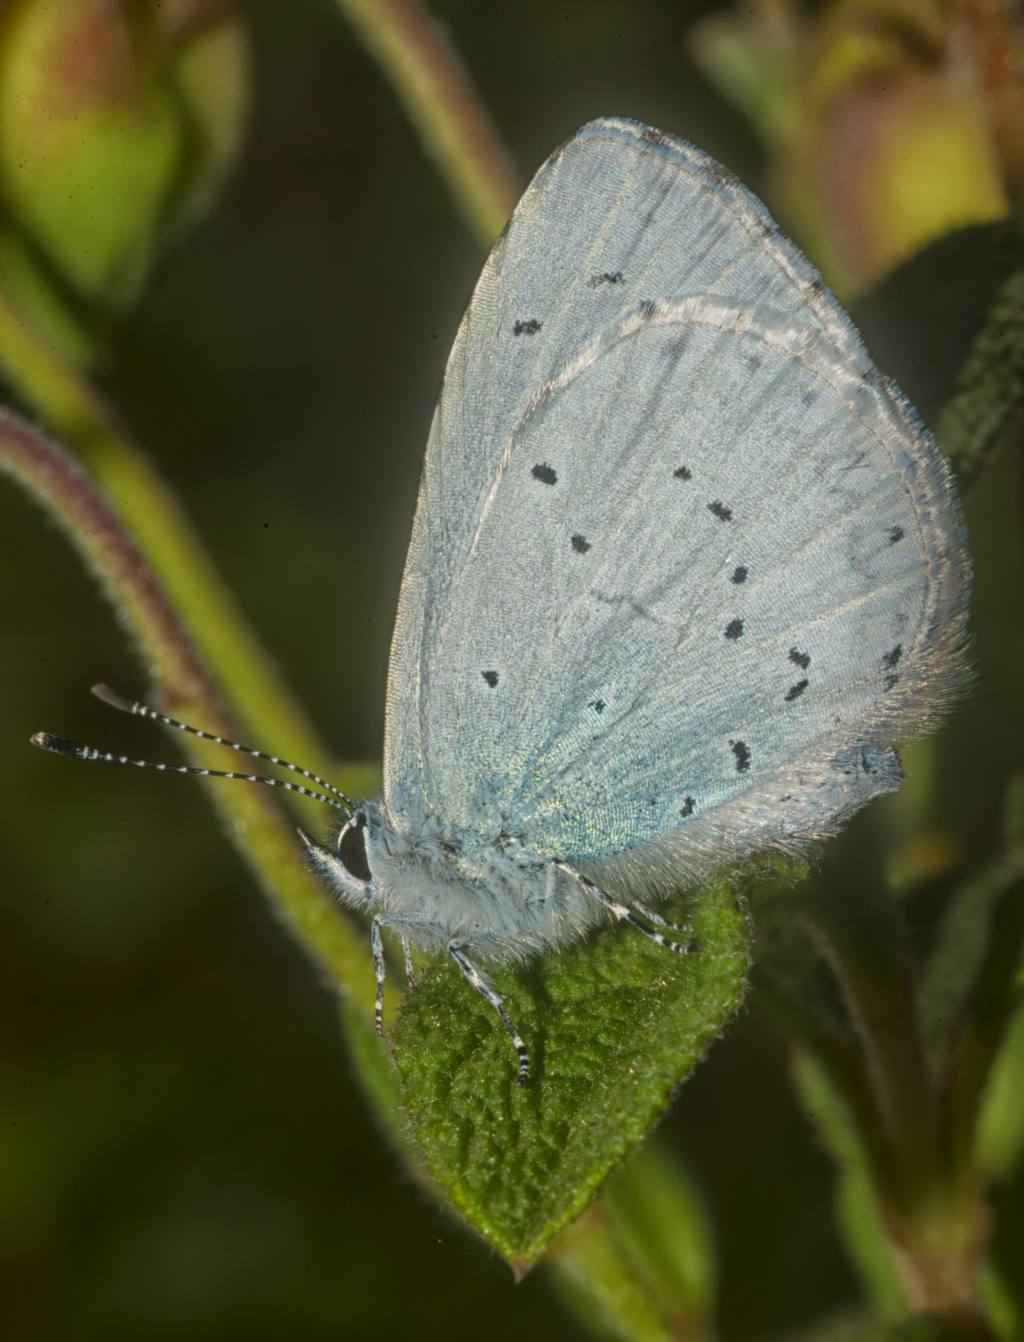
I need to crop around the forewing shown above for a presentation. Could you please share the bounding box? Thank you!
[383,121,968,880]
[383,117,875,827]
[399,294,967,875]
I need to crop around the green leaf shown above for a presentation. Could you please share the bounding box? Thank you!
[792,1049,907,1319]
[925,777,1024,1177]
[599,1140,716,1327]
[918,862,1024,1066]
[978,1006,1024,1182]
[389,883,750,1270]
[546,1205,682,1342]
[936,266,1024,489]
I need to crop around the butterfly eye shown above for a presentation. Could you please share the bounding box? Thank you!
[338,813,372,883]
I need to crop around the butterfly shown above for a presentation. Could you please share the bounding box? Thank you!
[34,118,970,1084]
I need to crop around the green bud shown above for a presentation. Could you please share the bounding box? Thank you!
[0,0,249,361]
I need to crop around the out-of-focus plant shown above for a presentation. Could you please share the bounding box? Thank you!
[0,0,249,363]
[691,0,1024,296]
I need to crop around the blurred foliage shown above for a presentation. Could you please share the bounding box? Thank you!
[691,0,1024,297]
[0,0,249,363]
[547,1142,717,1342]
[2,1,1023,1340]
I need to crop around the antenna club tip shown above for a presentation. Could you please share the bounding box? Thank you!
[31,732,83,758]
[91,683,135,713]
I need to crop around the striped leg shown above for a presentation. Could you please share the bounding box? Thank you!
[554,861,700,956]
[401,935,417,990]
[370,916,434,1035]
[631,902,693,937]
[448,942,530,1086]
[371,917,386,1036]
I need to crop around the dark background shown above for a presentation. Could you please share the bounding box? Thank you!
[3,2,1020,1338]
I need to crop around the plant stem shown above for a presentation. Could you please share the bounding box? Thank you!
[334,0,520,244]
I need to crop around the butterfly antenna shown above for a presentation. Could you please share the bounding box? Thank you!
[30,684,355,814]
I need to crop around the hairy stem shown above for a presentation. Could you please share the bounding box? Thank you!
[333,0,520,244]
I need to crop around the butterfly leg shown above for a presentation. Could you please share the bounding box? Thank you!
[554,861,700,956]
[448,941,530,1086]
[629,902,693,938]
[371,916,387,1036]
[370,916,432,1034]
[401,935,417,990]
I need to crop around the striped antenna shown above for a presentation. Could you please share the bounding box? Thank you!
[30,684,354,813]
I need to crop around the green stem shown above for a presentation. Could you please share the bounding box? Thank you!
[333,0,520,244]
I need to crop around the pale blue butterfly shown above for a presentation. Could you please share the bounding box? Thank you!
[35,118,971,1084]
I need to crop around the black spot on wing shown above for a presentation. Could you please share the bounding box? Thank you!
[589,271,624,287]
[730,740,751,773]
[724,618,744,641]
[746,354,762,372]
[789,647,811,670]
[679,797,695,818]
[785,679,809,702]
[883,673,899,691]
[589,699,605,714]
[513,319,542,336]
[731,565,748,584]
[482,670,499,688]
[673,465,692,481]
[708,500,733,522]
[888,525,905,545]
[532,462,557,485]
[882,644,903,669]
[571,534,591,554]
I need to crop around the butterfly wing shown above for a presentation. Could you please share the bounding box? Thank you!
[383,119,969,888]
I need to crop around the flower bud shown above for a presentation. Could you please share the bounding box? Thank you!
[0,0,249,360]
[692,0,1020,296]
